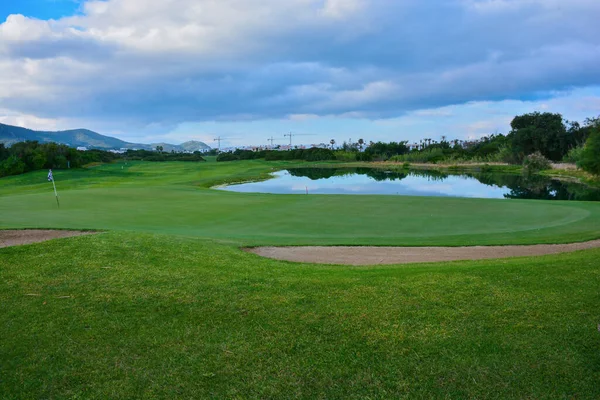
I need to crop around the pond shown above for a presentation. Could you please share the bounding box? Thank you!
[217,167,600,201]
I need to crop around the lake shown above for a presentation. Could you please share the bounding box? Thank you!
[217,167,600,201]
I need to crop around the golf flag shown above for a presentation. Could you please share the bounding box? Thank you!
[48,169,59,208]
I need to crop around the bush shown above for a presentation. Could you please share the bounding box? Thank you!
[0,155,26,177]
[334,151,357,162]
[390,148,445,163]
[496,145,520,164]
[216,152,239,162]
[522,152,551,174]
[356,152,372,162]
[264,148,335,162]
[577,130,600,175]
[303,148,336,161]
[563,146,585,164]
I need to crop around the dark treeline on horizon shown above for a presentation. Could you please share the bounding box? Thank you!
[217,112,600,175]
[0,142,206,178]
[2,111,600,178]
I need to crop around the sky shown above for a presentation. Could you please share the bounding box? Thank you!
[1,0,599,148]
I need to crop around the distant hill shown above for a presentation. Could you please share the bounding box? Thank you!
[148,141,211,153]
[0,123,211,152]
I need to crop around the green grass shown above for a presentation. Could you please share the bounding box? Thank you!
[1,161,600,398]
[1,233,599,399]
[1,160,599,246]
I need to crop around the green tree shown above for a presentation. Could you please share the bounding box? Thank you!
[578,128,600,175]
[0,143,9,161]
[507,112,571,162]
[0,155,25,177]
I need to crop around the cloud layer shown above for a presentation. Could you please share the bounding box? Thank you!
[1,0,599,140]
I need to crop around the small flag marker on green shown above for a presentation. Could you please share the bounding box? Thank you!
[48,169,60,208]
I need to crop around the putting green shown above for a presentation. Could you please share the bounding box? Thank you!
[1,160,599,246]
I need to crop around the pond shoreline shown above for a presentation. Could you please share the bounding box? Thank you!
[217,165,600,201]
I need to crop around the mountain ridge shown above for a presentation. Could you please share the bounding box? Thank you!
[0,123,211,152]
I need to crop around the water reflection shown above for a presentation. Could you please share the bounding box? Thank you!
[220,167,600,201]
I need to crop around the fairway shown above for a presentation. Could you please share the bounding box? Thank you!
[1,160,599,246]
[2,160,600,398]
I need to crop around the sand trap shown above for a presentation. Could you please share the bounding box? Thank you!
[0,229,96,248]
[248,240,600,265]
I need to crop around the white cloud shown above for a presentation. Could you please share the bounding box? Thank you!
[288,114,320,121]
[0,109,67,131]
[58,0,369,55]
[320,0,365,19]
[320,80,400,109]
[0,0,599,144]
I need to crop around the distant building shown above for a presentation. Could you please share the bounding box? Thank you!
[76,146,88,151]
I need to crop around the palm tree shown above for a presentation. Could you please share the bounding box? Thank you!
[330,139,336,150]
[358,138,365,151]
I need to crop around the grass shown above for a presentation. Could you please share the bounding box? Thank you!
[1,160,599,246]
[1,233,599,399]
[1,160,600,398]
[541,168,600,188]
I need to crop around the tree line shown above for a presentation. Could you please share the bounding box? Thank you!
[218,111,600,175]
[0,141,205,178]
[2,111,599,178]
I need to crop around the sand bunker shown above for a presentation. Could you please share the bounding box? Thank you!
[0,229,96,248]
[248,240,600,265]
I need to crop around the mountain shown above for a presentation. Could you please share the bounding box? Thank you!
[0,123,210,152]
[148,140,212,153]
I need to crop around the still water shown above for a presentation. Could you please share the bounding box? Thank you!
[218,168,600,201]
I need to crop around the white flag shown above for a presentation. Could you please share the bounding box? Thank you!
[48,169,53,182]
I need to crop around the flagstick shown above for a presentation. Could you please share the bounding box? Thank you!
[51,177,60,208]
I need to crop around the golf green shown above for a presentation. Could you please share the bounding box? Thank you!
[1,160,599,246]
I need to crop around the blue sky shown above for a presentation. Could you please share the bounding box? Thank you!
[0,0,80,20]
[1,0,599,147]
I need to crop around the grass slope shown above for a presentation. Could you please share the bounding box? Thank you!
[1,233,599,398]
[1,160,600,398]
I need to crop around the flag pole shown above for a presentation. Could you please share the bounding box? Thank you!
[48,169,60,208]
[52,178,60,208]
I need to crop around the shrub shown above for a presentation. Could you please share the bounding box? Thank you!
[494,145,519,164]
[216,152,239,162]
[356,152,372,162]
[303,148,335,161]
[265,148,335,162]
[334,151,357,162]
[522,152,551,174]
[390,148,445,163]
[0,155,26,177]
[563,146,585,164]
[577,130,600,175]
